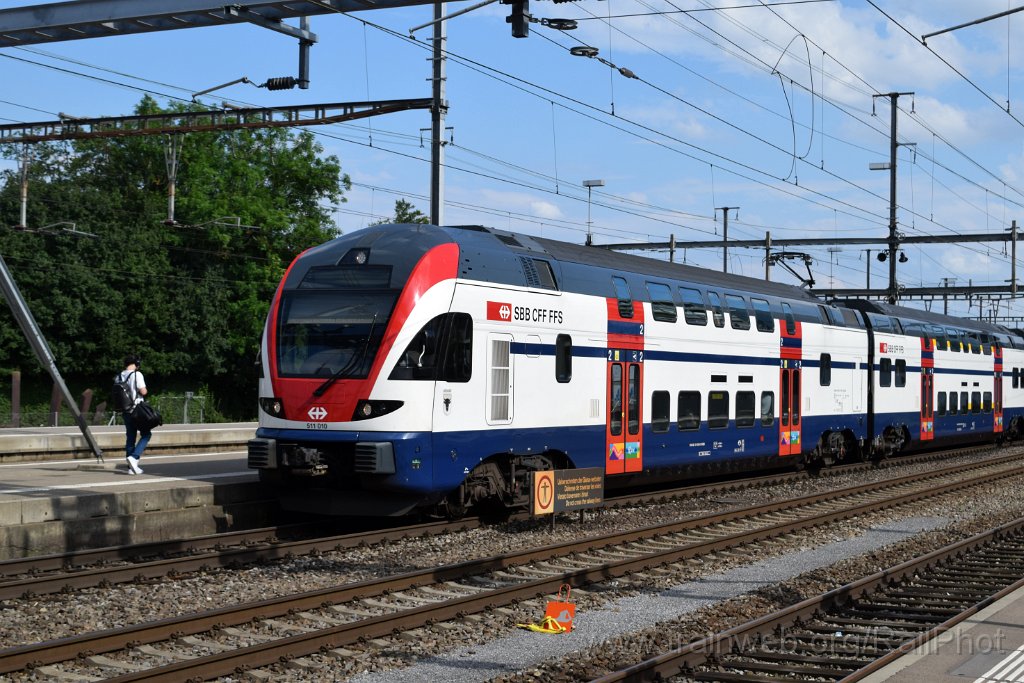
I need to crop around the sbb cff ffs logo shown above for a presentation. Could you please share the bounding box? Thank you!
[487,301,512,321]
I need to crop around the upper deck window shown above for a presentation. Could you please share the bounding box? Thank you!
[725,295,750,331]
[646,282,677,323]
[612,276,633,318]
[679,287,707,326]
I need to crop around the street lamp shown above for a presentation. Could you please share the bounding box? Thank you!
[583,179,604,246]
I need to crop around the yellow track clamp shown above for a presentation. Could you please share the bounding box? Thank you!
[515,615,568,634]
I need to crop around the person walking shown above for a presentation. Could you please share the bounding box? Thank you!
[119,354,150,475]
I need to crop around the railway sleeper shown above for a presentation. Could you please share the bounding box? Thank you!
[714,658,860,677]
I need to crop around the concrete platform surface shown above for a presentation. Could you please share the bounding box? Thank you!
[861,582,1024,683]
[0,447,271,558]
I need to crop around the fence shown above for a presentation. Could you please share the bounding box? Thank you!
[4,393,207,428]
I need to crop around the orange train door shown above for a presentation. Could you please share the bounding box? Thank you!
[920,337,934,441]
[605,356,643,474]
[995,344,1004,434]
[605,296,644,475]
[779,318,803,456]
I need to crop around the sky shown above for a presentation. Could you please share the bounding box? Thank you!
[1,0,1023,322]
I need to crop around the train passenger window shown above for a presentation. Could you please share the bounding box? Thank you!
[971,391,981,414]
[937,392,946,416]
[1014,368,1019,389]
[646,282,677,323]
[760,392,774,425]
[817,305,830,326]
[971,333,982,354]
[889,318,903,334]
[751,298,774,332]
[627,364,640,435]
[610,364,623,436]
[678,391,701,430]
[726,295,750,331]
[708,391,729,428]
[943,328,958,351]
[678,287,707,326]
[781,303,796,335]
[929,325,945,350]
[895,359,906,388]
[736,392,755,427]
[612,276,633,319]
[982,334,993,355]
[960,391,969,414]
[869,313,893,333]
[820,353,831,386]
[652,391,670,433]
[983,391,993,413]
[879,357,892,387]
[707,292,725,327]
[555,334,572,383]
[948,392,958,414]
[841,308,861,327]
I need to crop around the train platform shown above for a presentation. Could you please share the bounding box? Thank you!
[861,582,1024,683]
[0,423,274,559]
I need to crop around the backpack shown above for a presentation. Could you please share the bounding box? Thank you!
[111,371,136,413]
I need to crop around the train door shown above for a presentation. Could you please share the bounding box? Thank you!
[920,337,934,441]
[606,354,643,474]
[779,310,802,456]
[995,345,1004,434]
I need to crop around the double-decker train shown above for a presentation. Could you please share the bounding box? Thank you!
[247,223,1024,516]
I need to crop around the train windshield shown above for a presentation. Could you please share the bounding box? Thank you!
[276,289,399,379]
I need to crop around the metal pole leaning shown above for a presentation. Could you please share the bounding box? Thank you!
[0,254,103,462]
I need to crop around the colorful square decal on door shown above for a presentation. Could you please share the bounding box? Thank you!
[625,442,640,459]
[608,443,624,460]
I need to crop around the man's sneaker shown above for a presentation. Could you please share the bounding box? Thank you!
[127,456,143,475]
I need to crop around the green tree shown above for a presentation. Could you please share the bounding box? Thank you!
[373,198,430,225]
[0,96,350,418]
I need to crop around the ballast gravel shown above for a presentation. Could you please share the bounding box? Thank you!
[345,516,950,683]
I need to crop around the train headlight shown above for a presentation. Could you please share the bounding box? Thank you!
[352,400,404,421]
[259,397,285,417]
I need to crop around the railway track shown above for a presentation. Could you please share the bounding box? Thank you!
[591,516,1024,682]
[3,449,1021,681]
[0,445,993,600]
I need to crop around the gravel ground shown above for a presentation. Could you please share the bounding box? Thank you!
[1,448,1022,683]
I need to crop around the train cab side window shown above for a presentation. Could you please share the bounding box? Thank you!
[441,313,473,382]
[751,298,774,332]
[390,312,473,382]
[725,294,750,331]
[937,392,946,416]
[760,391,775,425]
[652,391,670,432]
[781,303,796,335]
[646,282,677,323]
[820,353,831,386]
[708,391,729,428]
[879,357,892,387]
[736,391,755,427]
[707,292,725,327]
[612,276,634,319]
[555,334,572,383]
[895,359,906,387]
[678,391,701,430]
[679,287,708,326]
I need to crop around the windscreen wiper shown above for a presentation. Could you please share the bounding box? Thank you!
[312,314,377,398]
